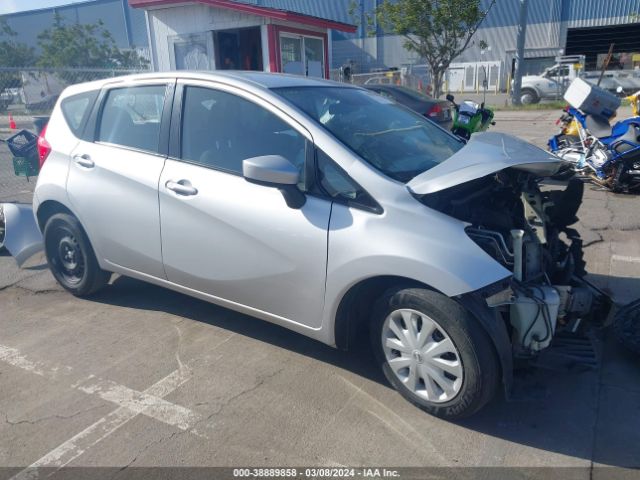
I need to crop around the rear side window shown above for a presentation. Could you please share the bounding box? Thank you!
[97,85,166,153]
[61,91,98,137]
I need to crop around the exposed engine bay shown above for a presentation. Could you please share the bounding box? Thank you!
[420,170,611,356]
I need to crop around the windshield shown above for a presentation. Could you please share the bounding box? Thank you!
[274,86,463,182]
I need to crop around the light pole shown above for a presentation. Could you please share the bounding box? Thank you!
[511,0,529,105]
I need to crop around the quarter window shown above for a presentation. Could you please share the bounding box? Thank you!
[180,86,307,184]
[61,90,98,136]
[316,149,380,213]
[97,85,166,153]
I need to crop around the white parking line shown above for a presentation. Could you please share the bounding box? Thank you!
[10,366,193,480]
[0,344,71,379]
[0,344,200,431]
[611,254,640,264]
[77,377,199,431]
[0,342,205,479]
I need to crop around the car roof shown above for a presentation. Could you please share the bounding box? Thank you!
[94,70,354,90]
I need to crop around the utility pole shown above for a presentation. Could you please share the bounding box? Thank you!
[511,0,529,105]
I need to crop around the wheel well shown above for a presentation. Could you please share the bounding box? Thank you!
[36,201,75,232]
[521,87,538,98]
[333,276,429,351]
[333,276,511,393]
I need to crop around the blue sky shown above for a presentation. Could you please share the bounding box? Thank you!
[0,0,92,15]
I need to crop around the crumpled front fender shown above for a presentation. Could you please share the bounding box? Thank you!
[0,203,44,267]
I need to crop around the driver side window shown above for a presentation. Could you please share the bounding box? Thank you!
[180,86,308,188]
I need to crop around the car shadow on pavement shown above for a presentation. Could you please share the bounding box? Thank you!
[89,274,640,468]
[90,274,387,386]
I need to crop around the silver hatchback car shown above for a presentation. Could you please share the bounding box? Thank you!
[34,72,608,419]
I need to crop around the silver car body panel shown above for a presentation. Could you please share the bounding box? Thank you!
[159,159,332,328]
[407,132,564,195]
[35,71,554,347]
[2,203,43,267]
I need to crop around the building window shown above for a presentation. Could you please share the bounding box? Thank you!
[279,33,325,78]
[214,27,263,71]
[169,33,214,70]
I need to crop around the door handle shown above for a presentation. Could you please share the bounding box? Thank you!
[165,180,198,196]
[73,154,94,168]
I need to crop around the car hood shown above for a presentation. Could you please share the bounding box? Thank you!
[407,132,563,195]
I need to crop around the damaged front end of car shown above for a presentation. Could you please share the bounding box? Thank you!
[409,133,614,363]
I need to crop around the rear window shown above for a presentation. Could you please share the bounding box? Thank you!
[60,91,99,136]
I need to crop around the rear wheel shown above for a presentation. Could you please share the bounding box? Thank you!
[44,213,110,296]
[370,287,499,420]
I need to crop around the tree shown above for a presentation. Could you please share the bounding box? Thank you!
[0,18,36,67]
[37,14,148,70]
[373,0,495,97]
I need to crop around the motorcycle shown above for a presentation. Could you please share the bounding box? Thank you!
[548,99,640,193]
[447,94,495,140]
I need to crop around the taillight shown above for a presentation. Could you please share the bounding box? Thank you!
[427,104,443,118]
[37,124,51,168]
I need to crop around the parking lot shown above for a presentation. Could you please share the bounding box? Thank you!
[1,109,639,478]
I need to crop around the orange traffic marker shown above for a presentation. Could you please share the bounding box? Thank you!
[9,114,16,130]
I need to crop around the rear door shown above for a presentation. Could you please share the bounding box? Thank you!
[66,80,174,278]
[158,80,331,327]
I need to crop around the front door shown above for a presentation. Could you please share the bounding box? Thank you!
[67,82,172,278]
[158,82,331,327]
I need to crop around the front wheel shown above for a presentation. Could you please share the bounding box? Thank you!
[44,213,110,296]
[370,287,499,420]
[520,88,539,105]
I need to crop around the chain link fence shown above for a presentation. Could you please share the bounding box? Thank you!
[0,67,150,204]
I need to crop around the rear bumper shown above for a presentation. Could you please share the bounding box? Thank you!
[0,203,43,266]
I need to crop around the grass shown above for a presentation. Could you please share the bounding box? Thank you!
[488,100,568,111]
[487,97,633,112]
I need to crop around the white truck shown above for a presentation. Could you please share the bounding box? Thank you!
[518,55,585,104]
[518,55,640,104]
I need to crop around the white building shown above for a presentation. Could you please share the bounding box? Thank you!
[130,0,356,79]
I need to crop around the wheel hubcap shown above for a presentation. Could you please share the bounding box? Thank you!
[51,232,84,285]
[58,237,79,270]
[382,309,463,403]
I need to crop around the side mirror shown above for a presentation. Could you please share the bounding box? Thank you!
[243,155,306,209]
[446,94,455,102]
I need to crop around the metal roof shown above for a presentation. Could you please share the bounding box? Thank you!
[129,0,357,32]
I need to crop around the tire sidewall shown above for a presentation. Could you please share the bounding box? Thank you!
[521,90,538,105]
[370,287,497,420]
[44,214,97,295]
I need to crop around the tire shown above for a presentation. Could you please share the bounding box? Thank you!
[370,287,499,420]
[43,213,110,296]
[520,89,539,105]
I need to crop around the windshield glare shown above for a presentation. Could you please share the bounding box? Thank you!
[274,86,463,182]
